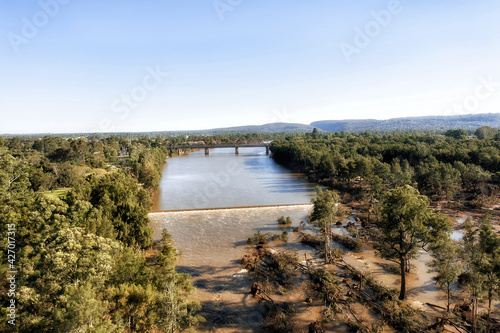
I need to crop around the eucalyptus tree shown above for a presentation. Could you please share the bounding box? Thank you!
[477,221,500,333]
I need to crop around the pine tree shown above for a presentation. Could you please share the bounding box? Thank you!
[377,185,451,300]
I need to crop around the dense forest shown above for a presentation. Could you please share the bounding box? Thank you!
[271,127,500,204]
[0,136,206,332]
[0,132,296,332]
[311,113,500,133]
[1,128,499,332]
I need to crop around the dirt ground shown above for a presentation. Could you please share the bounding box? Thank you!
[155,198,500,332]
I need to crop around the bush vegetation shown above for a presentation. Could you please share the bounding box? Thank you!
[0,136,204,332]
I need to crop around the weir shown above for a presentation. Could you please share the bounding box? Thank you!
[153,203,313,213]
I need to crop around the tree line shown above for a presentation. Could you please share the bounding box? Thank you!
[271,129,500,205]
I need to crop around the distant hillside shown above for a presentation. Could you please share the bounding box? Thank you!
[119,122,316,136]
[310,113,500,133]
[191,122,316,134]
[6,113,500,138]
[3,122,317,138]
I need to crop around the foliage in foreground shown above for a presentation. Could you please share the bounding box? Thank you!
[0,142,202,332]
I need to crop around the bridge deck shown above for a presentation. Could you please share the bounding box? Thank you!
[167,143,270,149]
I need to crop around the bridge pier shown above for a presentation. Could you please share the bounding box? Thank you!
[205,147,210,156]
[266,146,270,155]
[235,146,239,155]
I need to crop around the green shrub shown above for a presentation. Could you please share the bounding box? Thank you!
[247,231,269,245]
[277,216,292,225]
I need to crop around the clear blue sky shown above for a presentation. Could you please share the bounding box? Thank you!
[0,0,499,134]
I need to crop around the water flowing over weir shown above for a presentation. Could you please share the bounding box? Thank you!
[149,205,314,332]
[150,205,313,265]
[151,146,317,268]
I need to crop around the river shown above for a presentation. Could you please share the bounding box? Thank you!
[150,147,317,331]
[149,147,451,331]
[151,147,317,269]
[154,147,317,211]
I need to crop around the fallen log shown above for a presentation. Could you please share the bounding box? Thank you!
[425,302,447,311]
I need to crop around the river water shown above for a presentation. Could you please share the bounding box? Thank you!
[150,148,315,267]
[149,148,453,331]
[151,147,317,267]
[150,147,317,331]
[154,147,317,211]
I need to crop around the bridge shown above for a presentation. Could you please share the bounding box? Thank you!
[167,143,271,156]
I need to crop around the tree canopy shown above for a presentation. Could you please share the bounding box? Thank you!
[377,185,451,300]
[0,136,203,332]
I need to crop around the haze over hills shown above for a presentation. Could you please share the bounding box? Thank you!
[94,112,499,135]
[310,113,500,133]
[186,122,317,134]
[100,113,500,136]
[3,113,499,137]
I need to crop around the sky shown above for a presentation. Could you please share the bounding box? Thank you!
[0,0,499,134]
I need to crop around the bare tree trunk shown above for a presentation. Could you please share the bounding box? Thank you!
[325,214,333,264]
[367,203,372,224]
[473,296,477,333]
[328,219,331,263]
[325,224,330,264]
[447,285,451,313]
[487,289,492,333]
[399,257,407,300]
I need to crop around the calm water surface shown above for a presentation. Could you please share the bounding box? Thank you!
[154,147,317,211]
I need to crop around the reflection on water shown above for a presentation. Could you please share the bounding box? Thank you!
[155,147,317,211]
[451,230,463,241]
[456,216,473,224]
